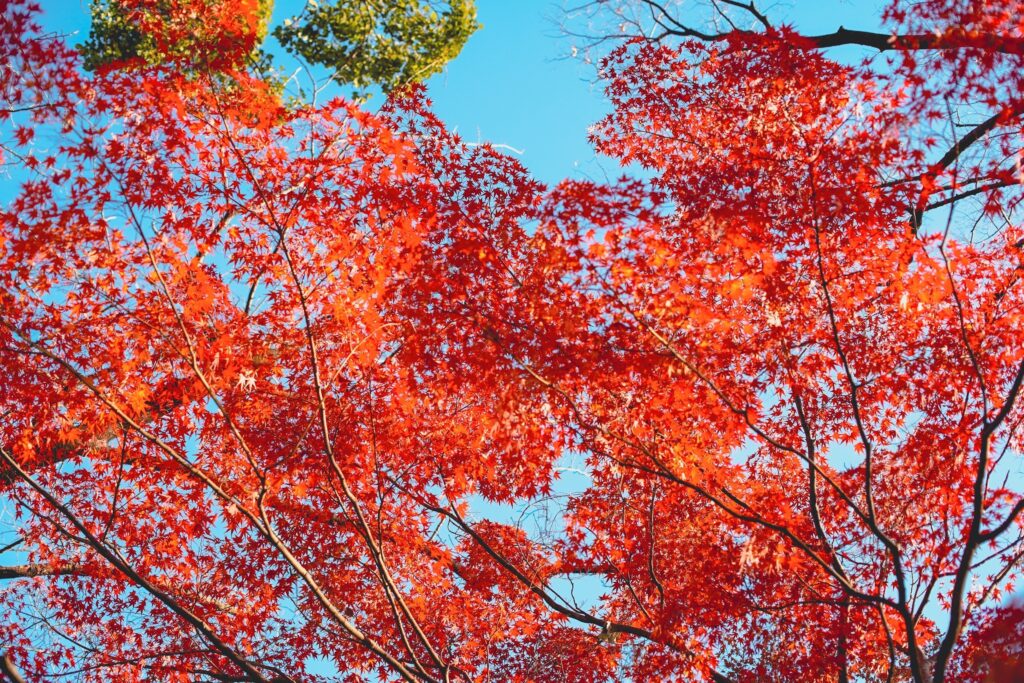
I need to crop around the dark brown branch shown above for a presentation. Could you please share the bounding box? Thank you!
[632,1,1024,53]
[803,28,1024,54]
[0,446,274,683]
[716,0,770,30]
[1,443,87,487]
[980,498,1024,543]
[932,360,1024,682]
[935,107,1024,173]
[925,180,1019,212]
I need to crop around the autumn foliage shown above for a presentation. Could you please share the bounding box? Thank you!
[1,0,1023,682]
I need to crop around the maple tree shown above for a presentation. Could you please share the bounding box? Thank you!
[1,0,1023,682]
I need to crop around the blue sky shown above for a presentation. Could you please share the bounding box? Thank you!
[37,0,887,186]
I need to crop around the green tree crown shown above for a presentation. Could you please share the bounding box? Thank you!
[273,0,479,93]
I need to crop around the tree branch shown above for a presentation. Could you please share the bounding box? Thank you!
[0,654,27,683]
[0,563,78,580]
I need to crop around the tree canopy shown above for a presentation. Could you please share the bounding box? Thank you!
[81,0,479,93]
[274,0,479,93]
[1,0,1023,682]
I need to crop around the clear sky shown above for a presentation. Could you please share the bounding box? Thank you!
[37,0,887,186]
